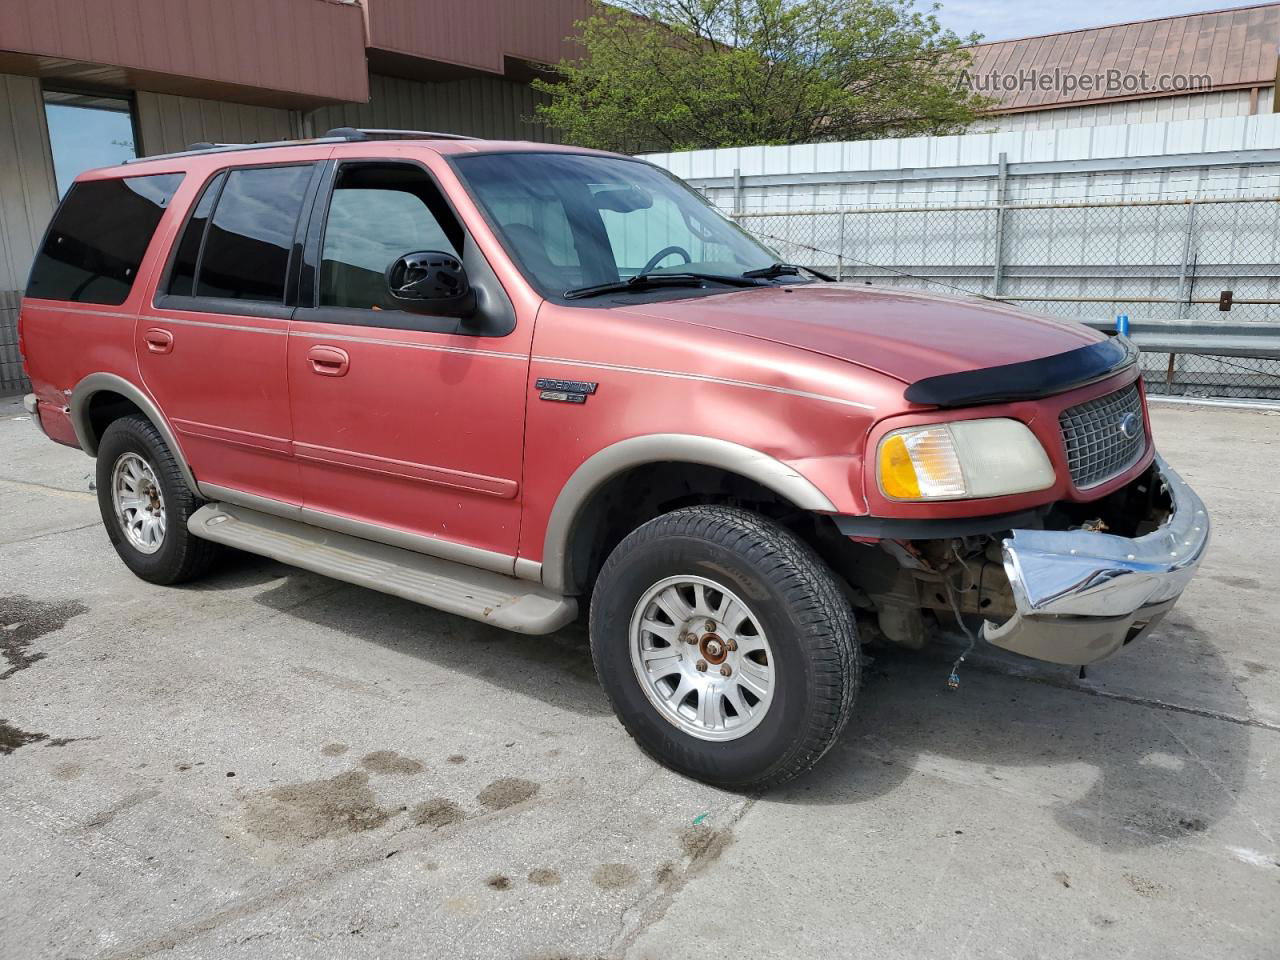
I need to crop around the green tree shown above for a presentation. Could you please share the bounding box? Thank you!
[534,0,989,152]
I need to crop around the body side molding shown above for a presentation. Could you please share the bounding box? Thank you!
[70,372,201,496]
[541,434,839,594]
[199,482,519,577]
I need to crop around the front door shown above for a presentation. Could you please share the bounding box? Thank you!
[287,158,530,571]
[139,159,323,502]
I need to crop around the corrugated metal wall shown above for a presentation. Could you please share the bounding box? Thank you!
[306,73,559,142]
[648,113,1280,209]
[0,73,58,396]
[135,92,300,155]
[985,89,1275,133]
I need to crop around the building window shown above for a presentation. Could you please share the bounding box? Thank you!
[43,90,139,197]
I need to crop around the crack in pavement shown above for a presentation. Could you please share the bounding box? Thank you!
[0,476,96,501]
[1,521,102,547]
[609,796,757,959]
[967,660,1280,734]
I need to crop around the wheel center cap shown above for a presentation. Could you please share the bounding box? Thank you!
[700,634,727,664]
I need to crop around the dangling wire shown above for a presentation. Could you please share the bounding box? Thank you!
[945,581,977,690]
[945,543,978,690]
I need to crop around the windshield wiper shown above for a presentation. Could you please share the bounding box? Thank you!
[742,262,835,282]
[563,272,758,300]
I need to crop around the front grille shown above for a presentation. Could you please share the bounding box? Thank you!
[1059,383,1147,489]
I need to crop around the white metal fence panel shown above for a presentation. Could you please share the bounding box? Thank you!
[644,115,1280,400]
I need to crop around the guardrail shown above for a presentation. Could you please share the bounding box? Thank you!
[1077,319,1280,400]
[1080,319,1280,360]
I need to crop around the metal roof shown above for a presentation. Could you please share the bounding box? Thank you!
[966,3,1280,114]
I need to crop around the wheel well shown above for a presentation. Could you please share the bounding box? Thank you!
[563,462,826,597]
[84,391,145,451]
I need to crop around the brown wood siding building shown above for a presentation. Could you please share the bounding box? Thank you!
[0,0,369,107]
[365,0,594,80]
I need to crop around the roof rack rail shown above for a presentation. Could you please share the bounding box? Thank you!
[122,135,350,164]
[122,128,480,165]
[322,127,479,141]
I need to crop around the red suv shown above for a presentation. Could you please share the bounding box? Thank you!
[19,129,1209,789]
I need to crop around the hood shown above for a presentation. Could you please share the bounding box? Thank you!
[618,284,1104,385]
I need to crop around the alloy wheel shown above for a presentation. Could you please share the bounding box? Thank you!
[111,452,166,555]
[628,575,776,741]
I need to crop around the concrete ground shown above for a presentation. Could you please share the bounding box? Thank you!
[1,396,1277,960]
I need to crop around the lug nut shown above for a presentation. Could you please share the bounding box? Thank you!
[724,638,737,651]
[704,620,716,632]
[695,659,708,672]
[720,664,733,677]
[684,632,697,645]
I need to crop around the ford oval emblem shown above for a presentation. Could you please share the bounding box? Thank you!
[1118,412,1140,440]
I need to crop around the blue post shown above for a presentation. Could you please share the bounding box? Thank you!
[1116,314,1130,336]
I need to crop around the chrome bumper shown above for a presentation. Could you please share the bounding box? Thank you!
[981,456,1209,665]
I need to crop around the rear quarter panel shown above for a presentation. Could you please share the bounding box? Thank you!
[21,163,197,419]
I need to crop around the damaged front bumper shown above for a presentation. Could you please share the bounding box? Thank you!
[982,456,1209,665]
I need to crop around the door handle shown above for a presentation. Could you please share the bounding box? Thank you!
[143,328,174,354]
[308,345,350,377]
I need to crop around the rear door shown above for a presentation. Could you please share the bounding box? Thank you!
[139,159,324,502]
[287,156,530,571]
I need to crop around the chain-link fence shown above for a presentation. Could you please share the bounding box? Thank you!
[729,191,1280,401]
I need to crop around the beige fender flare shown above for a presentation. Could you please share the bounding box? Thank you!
[539,434,837,594]
[69,372,201,496]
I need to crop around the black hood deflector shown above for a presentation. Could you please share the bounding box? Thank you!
[904,336,1137,408]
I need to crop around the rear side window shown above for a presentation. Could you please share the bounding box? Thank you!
[26,173,183,305]
[167,164,312,304]
[167,173,224,297]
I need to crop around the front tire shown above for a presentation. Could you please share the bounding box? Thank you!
[96,415,220,585]
[590,505,858,791]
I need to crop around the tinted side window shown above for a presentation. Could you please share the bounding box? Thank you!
[195,165,311,303]
[167,173,225,297]
[319,164,462,311]
[27,173,183,305]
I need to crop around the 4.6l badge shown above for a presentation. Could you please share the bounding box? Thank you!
[535,378,598,404]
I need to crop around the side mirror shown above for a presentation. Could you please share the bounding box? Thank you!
[385,250,476,317]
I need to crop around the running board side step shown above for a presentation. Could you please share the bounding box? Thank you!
[188,503,577,635]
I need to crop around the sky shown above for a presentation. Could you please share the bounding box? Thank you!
[933,0,1266,42]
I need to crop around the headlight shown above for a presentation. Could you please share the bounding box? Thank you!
[878,418,1054,501]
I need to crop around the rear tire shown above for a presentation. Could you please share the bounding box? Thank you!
[96,415,220,585]
[589,505,858,791]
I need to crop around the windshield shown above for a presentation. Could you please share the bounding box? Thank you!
[452,153,781,298]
